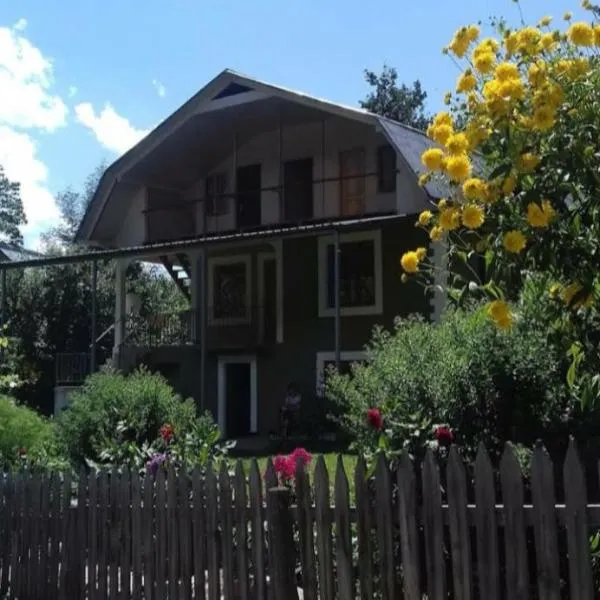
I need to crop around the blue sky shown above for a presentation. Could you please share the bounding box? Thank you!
[0,0,587,247]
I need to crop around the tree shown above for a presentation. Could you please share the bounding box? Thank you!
[360,65,431,130]
[401,5,600,406]
[0,165,27,246]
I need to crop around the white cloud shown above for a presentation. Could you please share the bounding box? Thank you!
[152,78,166,98]
[75,102,149,155]
[0,20,66,245]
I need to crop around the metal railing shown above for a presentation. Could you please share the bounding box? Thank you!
[123,305,274,350]
[144,171,395,243]
[55,352,90,386]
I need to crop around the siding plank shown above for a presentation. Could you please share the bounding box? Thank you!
[249,459,266,600]
[499,443,529,600]
[334,456,354,600]
[130,471,142,600]
[397,453,422,600]
[191,467,206,600]
[354,458,374,600]
[167,466,179,600]
[179,473,193,599]
[295,461,317,600]
[422,448,446,600]
[97,471,109,600]
[143,472,155,600]
[155,468,167,600]
[234,461,250,600]
[220,462,236,600]
[314,455,334,600]
[531,443,561,600]
[564,439,593,600]
[206,467,221,600]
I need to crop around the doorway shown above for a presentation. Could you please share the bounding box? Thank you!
[284,158,313,221]
[218,355,257,437]
[236,164,262,228]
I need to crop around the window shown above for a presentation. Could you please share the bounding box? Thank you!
[205,173,228,217]
[377,145,397,193]
[316,351,367,395]
[318,230,383,317]
[339,148,365,216]
[208,255,251,324]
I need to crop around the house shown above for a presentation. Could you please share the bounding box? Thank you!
[0,241,41,263]
[74,69,444,438]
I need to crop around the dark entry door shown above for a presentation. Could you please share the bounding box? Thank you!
[225,362,251,437]
[284,158,313,221]
[236,164,262,228]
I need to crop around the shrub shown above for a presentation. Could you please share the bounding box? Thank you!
[326,306,572,465]
[0,395,65,470]
[55,366,202,467]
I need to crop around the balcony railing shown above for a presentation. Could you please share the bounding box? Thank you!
[123,306,274,350]
[55,352,90,386]
[144,171,396,243]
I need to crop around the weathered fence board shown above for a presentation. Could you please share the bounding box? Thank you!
[0,445,599,599]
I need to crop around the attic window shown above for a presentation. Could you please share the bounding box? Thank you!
[377,144,397,193]
[212,83,254,100]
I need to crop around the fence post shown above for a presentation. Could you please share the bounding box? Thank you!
[266,486,298,600]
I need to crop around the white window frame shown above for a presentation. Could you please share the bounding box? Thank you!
[315,350,367,396]
[317,229,383,317]
[217,354,258,435]
[208,254,251,325]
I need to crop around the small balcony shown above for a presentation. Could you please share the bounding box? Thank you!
[123,307,275,351]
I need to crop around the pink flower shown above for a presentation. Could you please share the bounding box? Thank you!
[366,408,383,431]
[290,447,312,468]
[434,425,454,446]
[273,454,296,482]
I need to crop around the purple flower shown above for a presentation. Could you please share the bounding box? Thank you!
[147,452,167,476]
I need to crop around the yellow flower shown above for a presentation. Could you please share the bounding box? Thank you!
[486,300,513,330]
[594,25,600,46]
[449,31,470,58]
[418,210,433,226]
[445,133,469,155]
[418,173,431,187]
[462,178,486,200]
[431,124,453,145]
[457,71,477,93]
[466,25,480,42]
[531,105,556,131]
[430,226,443,242]
[527,201,555,227]
[564,12,573,21]
[473,38,499,58]
[538,16,553,27]
[497,77,525,101]
[433,112,453,128]
[502,174,517,195]
[518,153,541,173]
[540,32,558,51]
[462,204,485,229]
[504,32,518,56]
[437,198,448,210]
[568,22,594,46]
[400,251,420,273]
[421,148,445,171]
[474,51,495,74]
[495,62,519,81]
[561,282,593,308]
[445,154,472,182]
[439,207,461,231]
[503,230,527,253]
[516,27,542,55]
[528,62,546,87]
[416,247,427,261]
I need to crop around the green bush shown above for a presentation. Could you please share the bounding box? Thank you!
[55,366,200,467]
[0,395,65,470]
[327,305,573,464]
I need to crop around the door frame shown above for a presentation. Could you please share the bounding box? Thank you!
[217,355,258,436]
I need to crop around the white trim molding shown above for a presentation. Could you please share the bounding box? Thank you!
[207,254,251,325]
[317,229,383,317]
[217,355,258,436]
[315,350,367,396]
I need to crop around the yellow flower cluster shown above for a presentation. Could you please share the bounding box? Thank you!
[406,9,600,330]
[400,247,427,273]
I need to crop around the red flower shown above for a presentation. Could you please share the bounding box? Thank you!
[159,423,174,443]
[366,408,384,431]
[434,425,454,445]
[290,447,312,468]
[273,454,295,481]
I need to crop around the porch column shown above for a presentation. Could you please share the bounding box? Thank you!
[190,249,207,410]
[90,259,98,374]
[113,258,128,362]
[334,229,341,369]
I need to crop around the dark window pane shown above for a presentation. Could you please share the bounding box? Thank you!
[205,173,227,216]
[213,262,247,319]
[326,240,376,309]
[377,145,396,193]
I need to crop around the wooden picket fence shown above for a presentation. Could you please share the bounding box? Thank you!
[0,440,599,599]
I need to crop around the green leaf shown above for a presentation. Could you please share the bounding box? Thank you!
[488,163,511,180]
